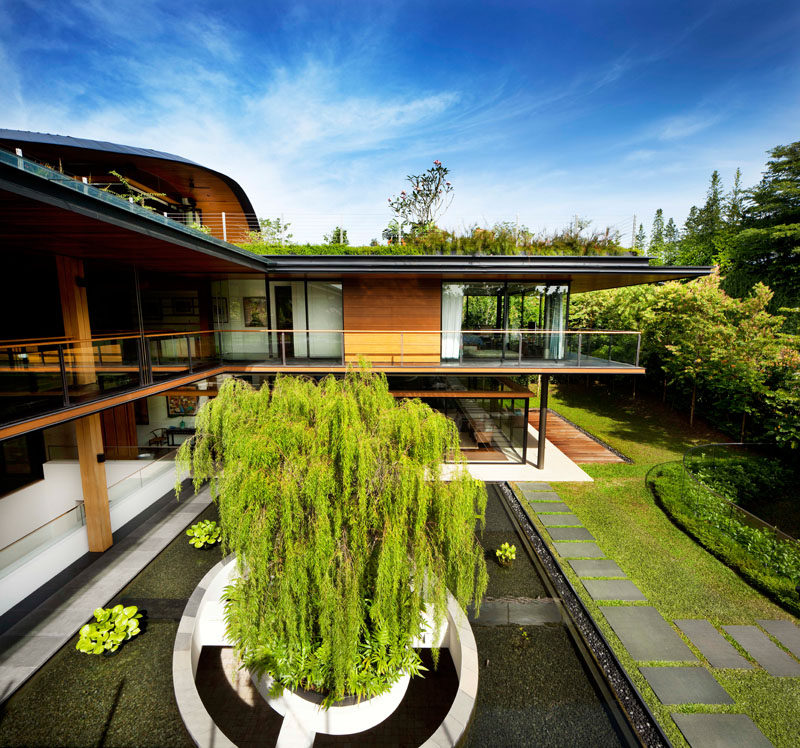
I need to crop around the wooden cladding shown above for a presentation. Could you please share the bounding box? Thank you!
[342,276,441,364]
[100,403,138,460]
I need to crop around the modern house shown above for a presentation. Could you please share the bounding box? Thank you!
[0,130,709,620]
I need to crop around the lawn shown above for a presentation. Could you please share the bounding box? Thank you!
[523,379,800,748]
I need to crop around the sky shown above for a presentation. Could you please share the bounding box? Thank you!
[1,0,799,245]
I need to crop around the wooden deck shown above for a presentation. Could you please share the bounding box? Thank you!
[529,409,624,463]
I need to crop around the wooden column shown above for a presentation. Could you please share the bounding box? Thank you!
[76,413,113,552]
[56,255,95,385]
[537,374,550,470]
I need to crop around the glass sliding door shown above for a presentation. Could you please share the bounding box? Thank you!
[306,282,343,359]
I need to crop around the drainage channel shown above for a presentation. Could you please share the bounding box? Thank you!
[492,481,670,748]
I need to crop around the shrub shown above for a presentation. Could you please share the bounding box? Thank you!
[496,542,517,567]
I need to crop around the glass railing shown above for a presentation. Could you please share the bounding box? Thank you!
[0,448,176,579]
[148,331,220,382]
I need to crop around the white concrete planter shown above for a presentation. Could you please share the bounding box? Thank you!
[174,555,479,747]
[251,671,411,740]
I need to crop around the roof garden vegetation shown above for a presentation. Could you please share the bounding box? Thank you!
[176,367,488,705]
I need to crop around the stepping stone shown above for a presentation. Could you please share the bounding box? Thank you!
[603,607,696,662]
[508,600,562,625]
[517,482,552,493]
[522,491,561,502]
[553,542,605,559]
[640,666,733,704]
[539,513,582,527]
[569,559,625,578]
[584,579,646,601]
[672,713,773,748]
[757,619,800,659]
[548,527,595,542]
[675,620,753,669]
[469,601,508,626]
[724,625,800,676]
[530,501,571,513]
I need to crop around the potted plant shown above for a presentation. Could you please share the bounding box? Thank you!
[177,368,487,707]
[496,542,516,567]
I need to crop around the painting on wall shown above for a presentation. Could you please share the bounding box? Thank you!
[167,395,198,417]
[243,296,267,327]
[212,296,229,323]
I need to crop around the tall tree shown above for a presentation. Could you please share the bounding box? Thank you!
[664,217,680,265]
[678,171,726,265]
[634,223,647,254]
[722,142,800,329]
[649,209,665,261]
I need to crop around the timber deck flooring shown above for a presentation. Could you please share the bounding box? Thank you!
[528,410,625,463]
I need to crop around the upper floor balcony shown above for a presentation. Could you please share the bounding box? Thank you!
[0,328,642,436]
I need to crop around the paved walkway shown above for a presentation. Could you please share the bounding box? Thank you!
[0,487,212,704]
[517,481,800,748]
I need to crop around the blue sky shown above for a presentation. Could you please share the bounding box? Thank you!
[1,0,799,244]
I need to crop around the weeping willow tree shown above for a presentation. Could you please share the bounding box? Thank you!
[176,367,487,704]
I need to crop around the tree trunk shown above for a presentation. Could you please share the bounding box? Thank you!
[632,377,636,400]
[689,383,696,428]
[740,411,747,443]
[662,377,667,403]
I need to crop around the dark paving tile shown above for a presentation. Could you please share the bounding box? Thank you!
[640,666,733,705]
[548,527,595,541]
[516,482,552,493]
[583,580,646,601]
[757,619,800,659]
[508,600,562,625]
[553,542,605,559]
[723,625,800,676]
[539,513,582,527]
[602,607,696,662]
[674,620,752,669]
[522,491,561,502]
[569,560,625,578]
[671,713,773,748]
[469,601,509,626]
[530,501,571,513]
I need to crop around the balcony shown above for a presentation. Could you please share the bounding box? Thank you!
[0,329,641,432]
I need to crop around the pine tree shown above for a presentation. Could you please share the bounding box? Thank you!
[634,223,647,254]
[664,217,680,265]
[649,209,665,262]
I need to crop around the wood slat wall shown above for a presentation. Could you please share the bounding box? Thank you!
[342,276,441,363]
[100,403,138,460]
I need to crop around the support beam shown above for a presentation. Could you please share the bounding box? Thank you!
[56,255,95,386]
[537,374,550,469]
[76,413,112,552]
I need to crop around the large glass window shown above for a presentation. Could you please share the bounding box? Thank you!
[441,282,568,361]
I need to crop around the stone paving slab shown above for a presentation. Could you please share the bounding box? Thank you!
[569,559,626,578]
[522,491,562,502]
[469,601,508,626]
[723,625,800,676]
[516,482,552,493]
[539,513,582,527]
[508,600,562,625]
[603,607,697,662]
[757,619,800,659]
[671,713,773,748]
[640,666,733,705]
[529,501,571,513]
[548,527,595,541]
[553,542,605,559]
[675,620,753,669]
[584,579,646,601]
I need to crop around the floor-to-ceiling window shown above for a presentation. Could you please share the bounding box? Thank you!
[441,281,569,362]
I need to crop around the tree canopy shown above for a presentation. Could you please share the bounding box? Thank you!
[177,369,488,704]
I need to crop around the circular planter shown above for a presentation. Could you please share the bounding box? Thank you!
[251,671,411,735]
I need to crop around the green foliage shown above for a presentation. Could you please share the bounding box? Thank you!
[186,519,222,548]
[634,223,647,254]
[323,226,349,245]
[495,542,516,566]
[387,160,454,232]
[237,217,294,251]
[76,605,142,655]
[650,463,800,616]
[648,209,665,260]
[102,170,166,212]
[569,273,800,448]
[176,368,488,705]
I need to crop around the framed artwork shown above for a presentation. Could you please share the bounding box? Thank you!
[243,296,267,327]
[212,296,229,323]
[167,395,198,417]
[169,297,198,316]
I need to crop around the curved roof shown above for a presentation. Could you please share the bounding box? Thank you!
[0,129,259,233]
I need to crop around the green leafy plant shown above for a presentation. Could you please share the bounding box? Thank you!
[496,542,517,567]
[187,519,222,548]
[102,170,166,211]
[76,604,142,655]
[177,367,488,706]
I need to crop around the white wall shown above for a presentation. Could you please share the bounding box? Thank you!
[135,393,210,447]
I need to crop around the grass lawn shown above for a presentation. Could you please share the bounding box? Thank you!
[522,380,800,748]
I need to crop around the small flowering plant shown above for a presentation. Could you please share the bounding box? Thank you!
[387,160,454,233]
[496,541,517,567]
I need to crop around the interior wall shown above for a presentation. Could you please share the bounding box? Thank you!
[134,392,210,446]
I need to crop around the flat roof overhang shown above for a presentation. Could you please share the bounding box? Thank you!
[263,255,712,293]
[0,159,271,275]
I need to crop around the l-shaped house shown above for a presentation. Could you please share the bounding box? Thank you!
[0,129,709,622]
